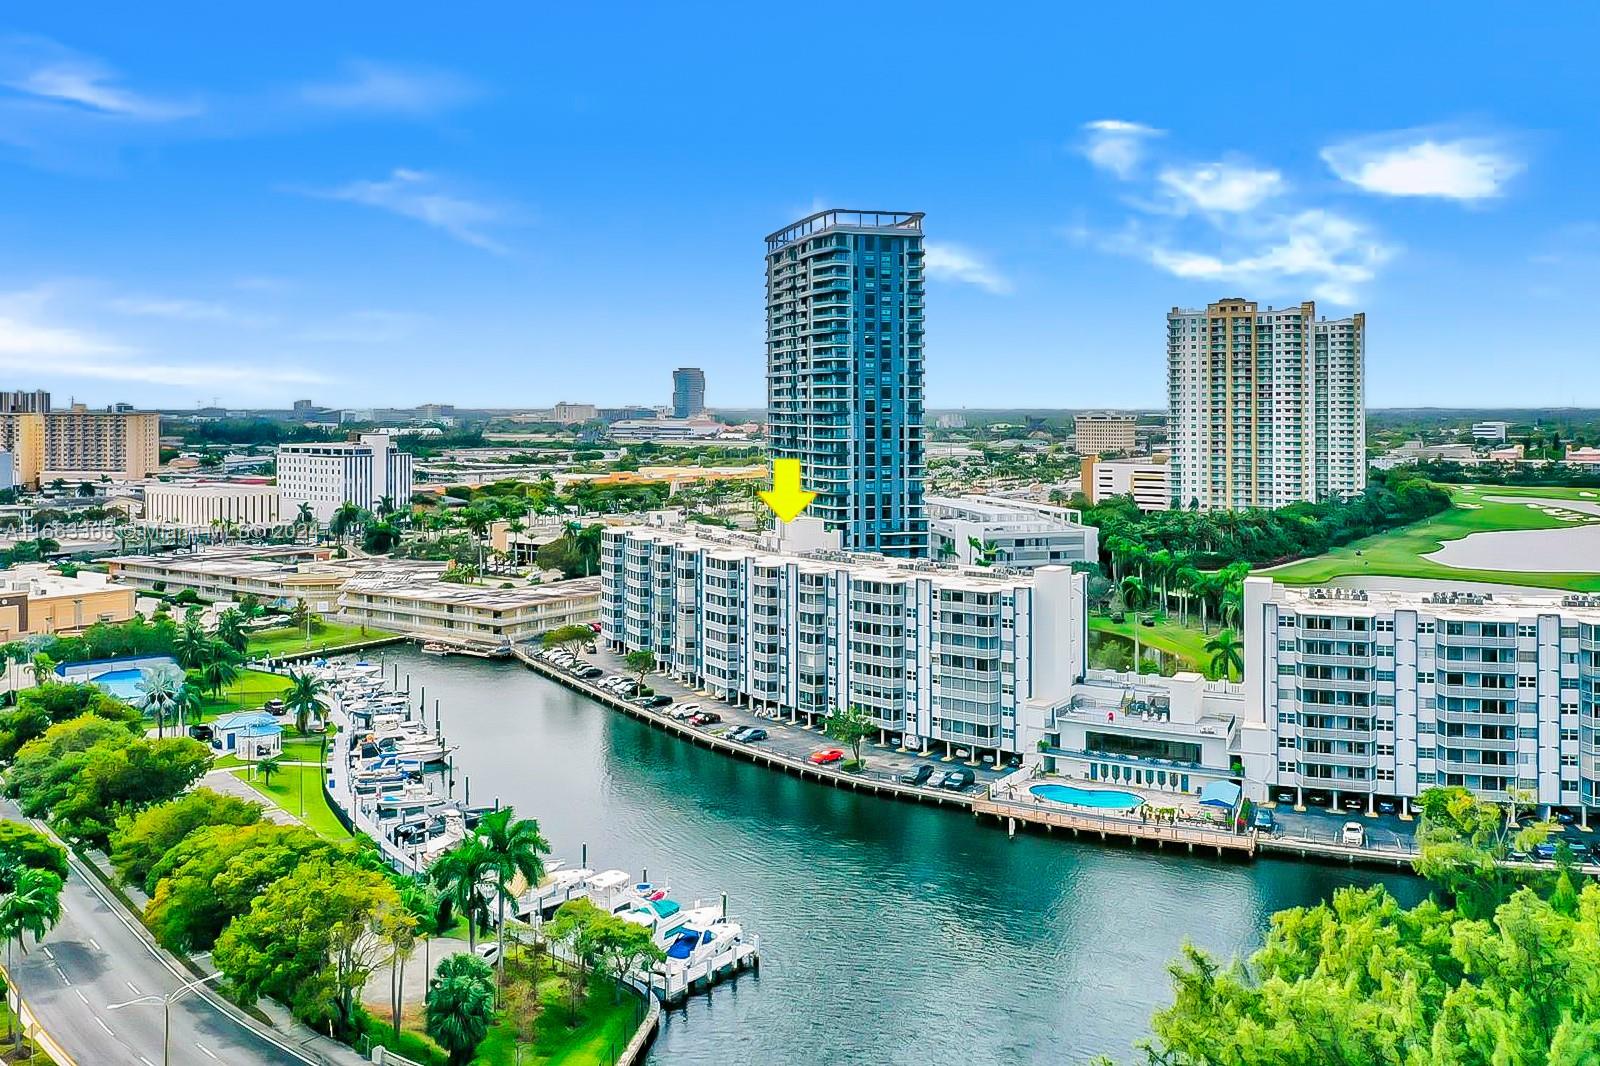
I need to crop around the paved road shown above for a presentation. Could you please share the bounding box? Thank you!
[575,646,1013,793]
[2,800,311,1066]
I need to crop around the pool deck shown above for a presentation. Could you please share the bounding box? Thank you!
[972,778,1256,856]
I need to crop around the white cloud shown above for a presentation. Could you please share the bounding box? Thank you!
[0,35,199,120]
[299,61,477,116]
[923,242,1012,294]
[107,296,268,326]
[300,309,426,344]
[1157,162,1284,213]
[1321,133,1522,201]
[1143,210,1393,305]
[1080,119,1163,179]
[0,289,326,389]
[311,168,509,253]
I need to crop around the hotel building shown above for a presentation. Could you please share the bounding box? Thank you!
[1073,413,1138,457]
[0,404,160,487]
[766,210,927,556]
[277,432,413,523]
[1167,299,1365,511]
[600,520,1084,760]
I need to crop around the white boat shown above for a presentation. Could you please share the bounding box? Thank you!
[659,915,746,973]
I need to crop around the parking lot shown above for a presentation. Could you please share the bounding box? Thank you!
[534,644,1012,796]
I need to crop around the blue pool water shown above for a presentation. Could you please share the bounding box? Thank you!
[1029,783,1145,810]
[90,668,147,701]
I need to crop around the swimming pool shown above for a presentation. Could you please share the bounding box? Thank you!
[90,668,147,701]
[1028,783,1145,810]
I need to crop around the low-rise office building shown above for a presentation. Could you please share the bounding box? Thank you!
[1081,455,1172,512]
[104,546,348,611]
[338,569,600,649]
[143,481,280,528]
[600,520,1086,762]
[925,495,1098,569]
[0,565,137,639]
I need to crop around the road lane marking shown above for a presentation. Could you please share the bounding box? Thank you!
[141,1058,155,1066]
[73,988,88,1005]
[88,937,101,951]
[126,981,140,994]
[41,947,53,960]
[94,1016,114,1035]
[53,965,69,985]
[196,1043,218,1059]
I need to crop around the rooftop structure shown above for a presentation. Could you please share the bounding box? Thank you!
[925,494,1098,569]
[0,564,137,640]
[338,570,600,650]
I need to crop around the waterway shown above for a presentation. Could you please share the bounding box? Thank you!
[379,646,1423,1065]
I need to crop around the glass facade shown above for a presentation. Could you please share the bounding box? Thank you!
[766,210,927,556]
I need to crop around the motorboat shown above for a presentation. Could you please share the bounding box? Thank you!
[659,916,746,973]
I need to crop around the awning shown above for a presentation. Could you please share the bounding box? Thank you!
[1198,781,1242,810]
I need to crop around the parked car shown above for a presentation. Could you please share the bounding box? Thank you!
[898,764,935,786]
[645,694,672,708]
[808,748,845,765]
[730,727,767,743]
[1566,839,1592,862]
[1340,821,1365,847]
[1341,796,1365,812]
[578,667,604,680]
[188,724,213,742]
[1534,841,1561,861]
[1252,808,1276,832]
[475,942,499,964]
[689,711,722,726]
[1376,800,1398,816]
[669,704,701,720]
[264,698,285,714]
[938,767,976,791]
[1273,789,1295,805]
[1556,810,1578,825]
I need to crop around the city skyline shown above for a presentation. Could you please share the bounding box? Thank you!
[2,5,1598,409]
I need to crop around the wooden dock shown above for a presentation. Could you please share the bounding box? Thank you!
[971,794,1257,856]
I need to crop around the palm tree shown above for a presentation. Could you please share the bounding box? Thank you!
[376,495,396,519]
[573,523,605,576]
[966,536,999,567]
[430,840,493,952]
[295,501,316,536]
[174,682,204,737]
[474,808,550,990]
[0,863,64,1052]
[1205,627,1244,682]
[393,881,445,1036]
[330,501,365,544]
[215,607,249,656]
[426,954,495,1066]
[134,662,184,738]
[284,670,327,736]
[200,652,240,700]
[257,754,282,787]
[29,652,55,686]
[175,616,211,670]
[935,539,958,562]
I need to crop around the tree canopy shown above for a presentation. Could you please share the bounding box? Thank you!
[110,788,264,894]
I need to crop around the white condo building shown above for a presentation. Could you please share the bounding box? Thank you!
[925,495,1098,569]
[277,433,413,524]
[600,520,1085,760]
[1244,579,1600,819]
[1168,299,1365,511]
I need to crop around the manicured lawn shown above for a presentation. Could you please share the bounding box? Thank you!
[194,669,292,723]
[232,764,351,840]
[471,971,644,1066]
[1263,484,1600,592]
[1089,614,1214,674]
[248,622,398,658]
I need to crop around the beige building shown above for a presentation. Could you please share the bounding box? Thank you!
[0,406,160,487]
[339,571,600,649]
[105,546,348,611]
[0,565,137,640]
[144,482,280,527]
[1073,413,1138,456]
[1082,454,1172,512]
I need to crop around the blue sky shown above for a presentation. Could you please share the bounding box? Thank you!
[2,3,1596,411]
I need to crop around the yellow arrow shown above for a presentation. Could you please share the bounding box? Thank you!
[759,458,817,523]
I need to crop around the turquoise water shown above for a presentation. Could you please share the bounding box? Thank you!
[90,668,147,701]
[1029,783,1146,810]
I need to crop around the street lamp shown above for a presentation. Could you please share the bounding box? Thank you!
[108,971,223,1066]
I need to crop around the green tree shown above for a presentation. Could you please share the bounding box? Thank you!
[109,788,263,893]
[146,823,337,951]
[213,858,405,1036]
[47,734,213,847]
[425,952,495,1065]
[283,670,327,736]
[475,807,550,989]
[547,899,606,1016]
[1414,785,1551,919]
[0,863,63,1052]
[200,648,241,699]
[134,661,185,738]
[0,823,68,884]
[826,704,876,768]
[29,652,55,686]
[624,649,655,692]
[215,607,249,656]
[175,616,211,670]
[430,839,492,952]
[542,624,596,657]
[592,913,665,1002]
[256,753,282,787]
[1203,627,1244,682]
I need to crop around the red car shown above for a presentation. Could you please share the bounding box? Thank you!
[807,748,845,765]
